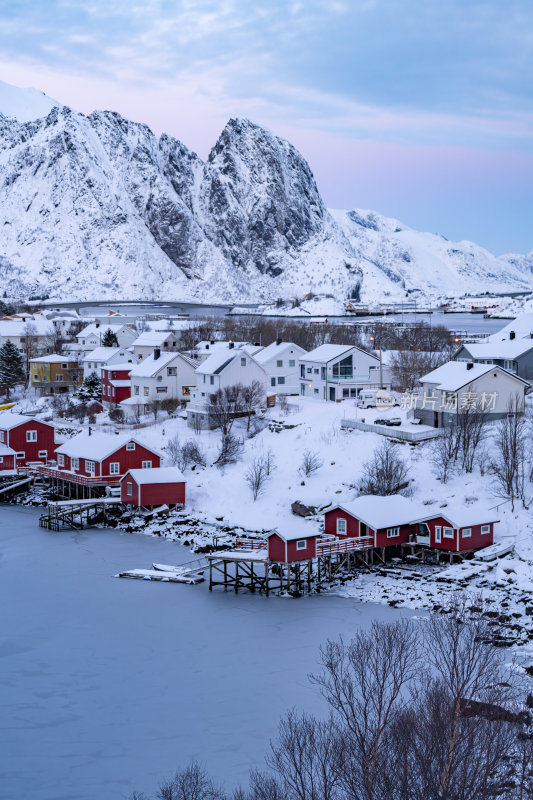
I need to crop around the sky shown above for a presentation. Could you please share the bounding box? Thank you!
[0,0,532,255]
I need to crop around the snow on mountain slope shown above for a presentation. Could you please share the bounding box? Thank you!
[331,208,533,300]
[0,84,530,303]
[0,80,62,122]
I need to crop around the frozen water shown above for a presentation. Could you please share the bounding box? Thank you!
[0,505,408,800]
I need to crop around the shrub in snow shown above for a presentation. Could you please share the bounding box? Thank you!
[245,457,269,501]
[359,441,410,496]
[214,432,243,468]
[299,449,323,477]
[108,407,124,424]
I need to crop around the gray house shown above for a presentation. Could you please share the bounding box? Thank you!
[454,332,533,382]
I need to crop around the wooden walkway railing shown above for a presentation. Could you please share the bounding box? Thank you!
[316,536,374,555]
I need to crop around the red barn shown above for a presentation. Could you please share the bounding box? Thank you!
[121,467,186,508]
[101,364,132,405]
[324,495,423,548]
[411,506,498,552]
[53,432,161,483]
[267,529,318,562]
[0,412,56,465]
[0,443,17,472]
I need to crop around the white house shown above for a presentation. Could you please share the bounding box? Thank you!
[299,344,391,402]
[131,330,181,360]
[82,346,138,379]
[415,361,528,427]
[187,346,268,429]
[253,339,307,395]
[0,314,56,356]
[185,340,255,363]
[76,323,136,352]
[121,349,197,418]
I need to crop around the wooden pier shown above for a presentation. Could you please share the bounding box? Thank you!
[39,498,122,531]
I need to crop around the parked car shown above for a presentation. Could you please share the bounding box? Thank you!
[374,419,387,425]
[385,418,402,426]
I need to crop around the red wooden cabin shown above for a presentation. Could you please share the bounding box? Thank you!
[0,443,17,471]
[324,495,423,548]
[121,467,186,508]
[267,529,318,562]
[101,364,132,405]
[410,506,497,552]
[0,412,56,465]
[52,432,161,484]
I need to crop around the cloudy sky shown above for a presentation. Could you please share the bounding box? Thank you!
[1,0,532,254]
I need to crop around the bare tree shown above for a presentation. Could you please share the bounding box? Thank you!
[432,422,458,483]
[208,385,244,436]
[161,397,181,416]
[156,760,226,800]
[490,395,527,510]
[299,450,323,477]
[181,440,206,469]
[389,349,445,392]
[359,441,410,495]
[147,398,164,423]
[262,449,276,477]
[242,380,266,432]
[455,406,487,473]
[214,432,243,468]
[245,457,269,501]
[166,434,182,466]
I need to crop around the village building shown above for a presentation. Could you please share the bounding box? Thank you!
[0,442,18,472]
[299,344,391,401]
[186,345,268,429]
[121,349,197,418]
[0,313,56,356]
[185,340,254,363]
[76,323,136,352]
[415,361,528,427]
[454,334,533,381]
[52,432,161,483]
[101,364,133,406]
[120,467,186,509]
[82,346,138,379]
[253,339,307,395]
[0,412,56,465]
[131,331,180,360]
[410,504,498,552]
[29,355,82,395]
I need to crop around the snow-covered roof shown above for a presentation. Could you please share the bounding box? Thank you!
[420,361,526,391]
[132,331,177,347]
[302,344,367,363]
[459,339,533,360]
[30,354,72,363]
[123,467,186,485]
[55,432,160,461]
[335,495,426,530]
[411,504,499,528]
[0,442,16,456]
[0,412,54,430]
[195,349,240,375]
[130,351,189,378]
[83,347,127,363]
[101,362,135,372]
[253,341,304,364]
[77,323,129,338]
[109,380,131,387]
[0,315,53,336]
[268,520,318,541]
[487,314,533,343]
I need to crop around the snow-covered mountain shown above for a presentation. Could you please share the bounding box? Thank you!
[0,82,531,303]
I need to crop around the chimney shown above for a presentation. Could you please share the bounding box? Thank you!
[95,322,100,328]
[154,347,160,360]
[229,341,234,349]
[276,337,282,346]
[510,330,515,340]
[467,362,474,370]
[210,340,215,345]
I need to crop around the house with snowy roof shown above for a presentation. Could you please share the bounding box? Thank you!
[0,313,55,356]
[415,360,528,427]
[120,467,186,509]
[30,355,82,395]
[121,349,196,418]
[185,340,253,363]
[454,330,533,381]
[187,344,268,429]
[131,330,180,360]
[82,346,138,379]
[253,339,307,395]
[76,323,136,352]
[298,344,391,402]
[0,411,56,466]
[51,432,161,485]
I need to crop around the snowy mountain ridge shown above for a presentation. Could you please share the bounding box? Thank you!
[0,82,531,303]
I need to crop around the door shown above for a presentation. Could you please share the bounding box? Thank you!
[433,411,439,428]
[359,522,367,538]
[329,387,336,402]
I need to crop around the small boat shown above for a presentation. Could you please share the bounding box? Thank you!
[473,542,515,562]
[152,562,184,573]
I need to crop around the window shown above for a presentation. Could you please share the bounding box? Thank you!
[0,457,3,463]
[270,377,276,387]
[134,385,139,395]
[0,431,4,442]
[112,372,117,379]
[481,524,490,535]
[443,526,454,539]
[38,450,47,458]
[57,454,65,466]
[336,518,347,535]
[289,360,295,368]
[127,482,133,496]
[156,386,168,393]
[296,540,307,551]
[210,376,214,385]
[277,376,285,385]
[435,526,442,543]
[109,462,120,475]
[307,367,312,374]
[71,457,79,470]
[314,368,319,374]
[86,460,95,474]
[240,357,246,366]
[167,367,177,376]
[142,460,152,469]
[26,430,37,442]
[126,442,135,451]
[16,452,25,459]
[314,388,319,394]
[462,528,471,538]
[321,367,326,381]
[300,384,306,395]
[144,387,149,396]
[276,360,283,367]
[300,365,305,377]
[387,527,400,538]
[62,364,67,369]
[87,362,92,369]
[343,388,349,398]
[55,374,63,382]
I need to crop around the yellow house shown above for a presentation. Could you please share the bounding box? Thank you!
[30,355,82,395]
